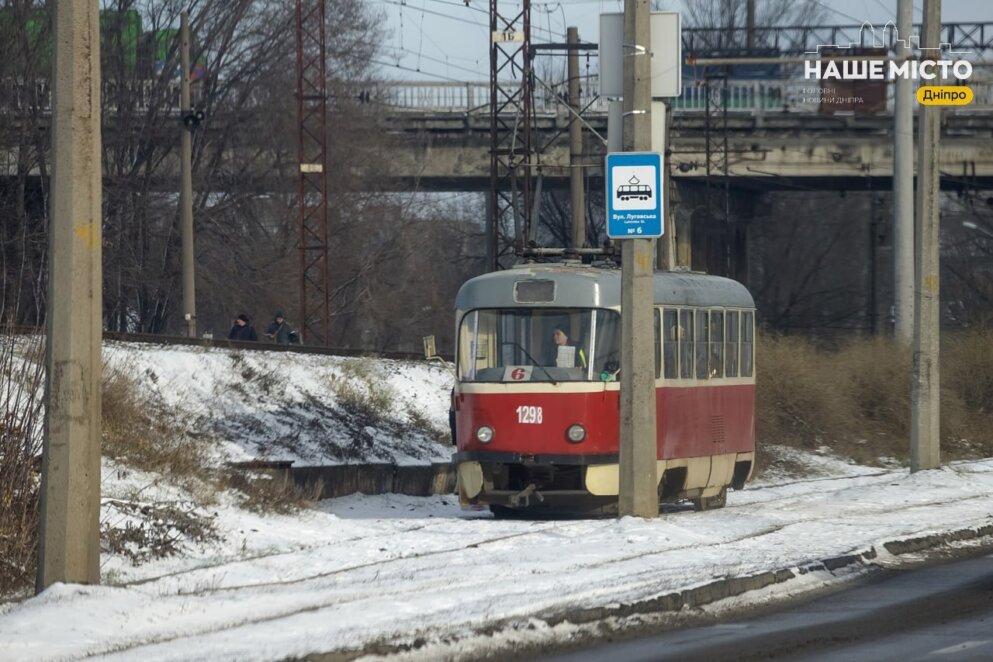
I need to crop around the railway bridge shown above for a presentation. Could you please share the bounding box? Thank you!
[2,78,993,193]
[378,79,993,192]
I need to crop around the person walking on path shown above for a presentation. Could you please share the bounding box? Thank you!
[228,313,258,341]
[264,311,299,345]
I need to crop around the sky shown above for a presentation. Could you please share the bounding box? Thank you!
[372,0,993,83]
[3,338,993,660]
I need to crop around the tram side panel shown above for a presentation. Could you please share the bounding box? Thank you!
[453,381,755,505]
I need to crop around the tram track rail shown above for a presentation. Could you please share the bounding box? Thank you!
[81,521,577,659]
[80,496,993,661]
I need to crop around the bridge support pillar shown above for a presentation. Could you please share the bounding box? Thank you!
[675,181,754,283]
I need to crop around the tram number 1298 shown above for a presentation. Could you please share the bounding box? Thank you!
[516,406,543,424]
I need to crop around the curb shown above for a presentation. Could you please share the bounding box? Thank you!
[541,522,993,629]
[882,523,993,555]
[312,524,993,660]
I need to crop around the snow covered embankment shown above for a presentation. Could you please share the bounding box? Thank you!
[102,341,454,467]
[2,455,993,661]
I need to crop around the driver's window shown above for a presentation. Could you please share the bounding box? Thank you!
[458,311,477,380]
[460,308,607,382]
[475,311,497,372]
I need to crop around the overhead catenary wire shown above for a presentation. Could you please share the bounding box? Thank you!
[374,0,484,28]
[810,0,875,25]
[385,46,489,78]
[369,57,470,82]
[376,0,567,43]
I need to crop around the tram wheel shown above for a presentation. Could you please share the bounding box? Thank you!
[692,487,727,512]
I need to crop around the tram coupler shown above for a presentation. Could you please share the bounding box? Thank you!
[509,483,544,508]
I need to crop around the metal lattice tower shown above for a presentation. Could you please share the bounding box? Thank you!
[488,0,534,271]
[295,0,330,345]
[703,70,731,276]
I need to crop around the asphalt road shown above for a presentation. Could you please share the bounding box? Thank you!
[540,551,993,662]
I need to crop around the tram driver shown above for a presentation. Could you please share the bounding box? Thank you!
[550,325,587,369]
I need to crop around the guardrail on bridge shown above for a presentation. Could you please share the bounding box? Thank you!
[378,77,993,115]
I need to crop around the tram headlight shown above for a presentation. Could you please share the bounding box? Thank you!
[566,424,586,443]
[476,425,495,443]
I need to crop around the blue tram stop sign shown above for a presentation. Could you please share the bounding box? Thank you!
[605,152,663,239]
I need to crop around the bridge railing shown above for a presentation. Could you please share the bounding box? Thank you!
[378,77,993,115]
[0,78,193,114]
[4,75,990,117]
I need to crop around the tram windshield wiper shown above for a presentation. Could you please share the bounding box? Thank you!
[507,342,558,385]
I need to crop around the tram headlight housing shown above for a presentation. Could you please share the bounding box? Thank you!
[476,425,494,443]
[566,424,586,443]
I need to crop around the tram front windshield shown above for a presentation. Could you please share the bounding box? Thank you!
[458,308,621,383]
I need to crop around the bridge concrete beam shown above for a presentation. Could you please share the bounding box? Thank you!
[382,130,993,191]
[4,112,993,193]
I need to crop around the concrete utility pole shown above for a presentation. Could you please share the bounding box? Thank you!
[567,27,585,252]
[618,0,658,518]
[39,0,103,592]
[893,0,914,342]
[180,11,197,338]
[911,0,941,473]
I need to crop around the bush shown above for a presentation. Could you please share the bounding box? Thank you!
[941,329,993,458]
[0,330,44,598]
[103,361,215,499]
[756,331,993,466]
[756,334,854,448]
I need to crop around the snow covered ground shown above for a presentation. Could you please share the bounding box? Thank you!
[101,341,454,465]
[2,341,993,661]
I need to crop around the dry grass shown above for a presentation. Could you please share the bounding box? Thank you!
[0,331,45,598]
[102,364,216,499]
[331,358,398,426]
[100,499,221,566]
[942,328,993,459]
[104,359,318,515]
[228,470,324,515]
[756,330,993,467]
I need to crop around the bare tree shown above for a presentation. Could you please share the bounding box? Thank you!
[1,0,494,351]
[0,0,51,326]
[747,192,875,333]
[683,0,826,51]
[941,194,993,328]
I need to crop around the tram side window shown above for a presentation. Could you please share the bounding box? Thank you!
[663,309,678,379]
[742,311,755,377]
[741,312,755,377]
[679,309,694,378]
[695,310,710,379]
[710,310,724,378]
[654,309,661,379]
[593,310,621,379]
[725,310,739,378]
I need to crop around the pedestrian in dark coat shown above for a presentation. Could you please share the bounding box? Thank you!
[265,311,299,345]
[228,313,258,341]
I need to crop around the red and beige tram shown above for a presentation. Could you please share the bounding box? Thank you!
[451,263,756,514]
